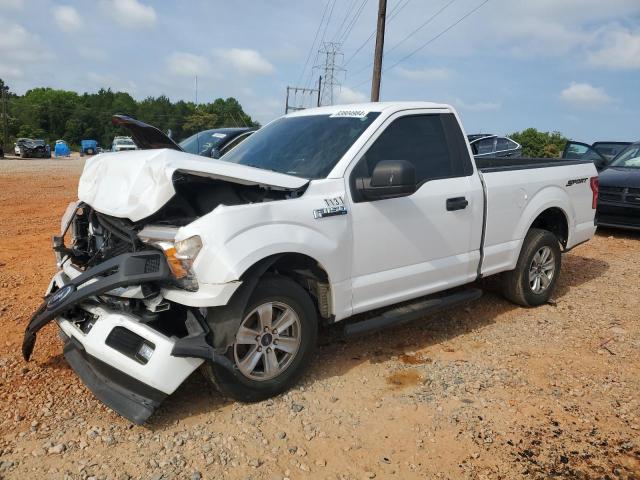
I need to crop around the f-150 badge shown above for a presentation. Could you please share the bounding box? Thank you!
[313,197,347,219]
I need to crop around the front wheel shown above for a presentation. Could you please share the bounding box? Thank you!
[203,275,318,402]
[501,228,561,307]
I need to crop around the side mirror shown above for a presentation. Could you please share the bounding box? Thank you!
[210,147,221,159]
[357,160,417,201]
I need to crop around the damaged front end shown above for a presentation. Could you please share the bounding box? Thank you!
[23,150,309,423]
[22,202,231,424]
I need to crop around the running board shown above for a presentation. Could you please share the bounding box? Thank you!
[343,288,483,337]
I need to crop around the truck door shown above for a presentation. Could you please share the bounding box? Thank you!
[347,111,484,314]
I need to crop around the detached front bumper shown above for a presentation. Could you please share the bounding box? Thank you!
[57,304,203,424]
[22,251,206,424]
[61,334,168,425]
[23,251,173,361]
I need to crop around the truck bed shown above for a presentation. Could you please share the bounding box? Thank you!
[475,157,593,173]
[476,156,597,278]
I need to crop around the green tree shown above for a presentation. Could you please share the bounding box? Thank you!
[509,128,568,158]
[183,110,218,136]
[0,77,257,149]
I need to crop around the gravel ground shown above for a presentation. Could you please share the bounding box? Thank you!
[0,159,638,479]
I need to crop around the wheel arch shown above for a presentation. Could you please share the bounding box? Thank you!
[240,252,333,319]
[206,252,333,352]
[528,206,570,249]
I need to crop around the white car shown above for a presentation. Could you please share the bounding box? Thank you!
[24,102,598,423]
[111,136,137,152]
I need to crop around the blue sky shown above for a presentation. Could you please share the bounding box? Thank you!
[0,0,639,142]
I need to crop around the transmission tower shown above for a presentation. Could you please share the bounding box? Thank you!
[314,42,345,106]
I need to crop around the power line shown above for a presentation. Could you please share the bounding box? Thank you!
[344,31,376,67]
[347,0,456,78]
[331,0,359,42]
[388,0,412,21]
[385,0,456,57]
[319,0,337,49]
[305,0,338,89]
[343,0,411,67]
[296,0,332,87]
[349,0,491,89]
[337,0,370,45]
[385,0,490,72]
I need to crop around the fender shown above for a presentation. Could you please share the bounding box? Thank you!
[514,185,573,243]
[206,254,284,352]
[503,186,572,272]
[179,180,351,288]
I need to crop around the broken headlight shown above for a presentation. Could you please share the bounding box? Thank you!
[157,235,202,279]
[138,226,202,290]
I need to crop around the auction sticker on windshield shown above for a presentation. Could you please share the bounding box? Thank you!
[212,133,227,139]
[329,110,369,119]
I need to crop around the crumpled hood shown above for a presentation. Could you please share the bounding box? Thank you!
[78,148,309,222]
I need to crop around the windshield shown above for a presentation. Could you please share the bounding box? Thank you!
[115,138,134,145]
[610,143,640,168]
[221,113,380,178]
[179,130,227,156]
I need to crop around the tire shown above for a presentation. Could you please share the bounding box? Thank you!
[501,228,561,307]
[204,275,318,402]
[87,148,94,155]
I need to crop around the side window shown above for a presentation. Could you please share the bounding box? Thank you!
[220,132,252,156]
[475,138,495,155]
[496,137,511,151]
[358,115,454,185]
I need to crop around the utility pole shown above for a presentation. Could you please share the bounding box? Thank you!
[1,85,8,150]
[284,80,321,114]
[371,0,387,102]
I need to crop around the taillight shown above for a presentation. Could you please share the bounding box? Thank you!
[590,176,599,209]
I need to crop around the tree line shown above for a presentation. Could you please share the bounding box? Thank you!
[0,78,258,149]
[0,78,569,157]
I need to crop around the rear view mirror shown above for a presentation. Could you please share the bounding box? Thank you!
[357,160,417,201]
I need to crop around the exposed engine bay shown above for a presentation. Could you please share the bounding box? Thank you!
[145,171,301,226]
[62,172,302,269]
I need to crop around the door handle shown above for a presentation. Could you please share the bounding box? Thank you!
[446,196,468,211]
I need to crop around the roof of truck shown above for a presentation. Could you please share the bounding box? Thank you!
[287,101,452,117]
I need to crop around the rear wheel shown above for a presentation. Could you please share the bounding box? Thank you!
[502,228,561,307]
[203,275,318,402]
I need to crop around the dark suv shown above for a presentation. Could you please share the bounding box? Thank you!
[596,142,640,231]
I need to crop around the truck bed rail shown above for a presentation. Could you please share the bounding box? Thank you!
[476,157,593,173]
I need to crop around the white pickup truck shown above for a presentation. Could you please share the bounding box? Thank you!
[23,102,598,424]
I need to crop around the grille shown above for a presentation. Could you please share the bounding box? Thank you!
[144,256,161,273]
[600,186,640,205]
